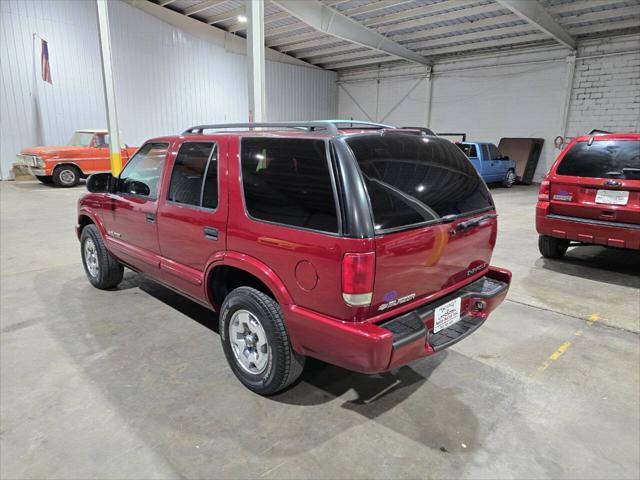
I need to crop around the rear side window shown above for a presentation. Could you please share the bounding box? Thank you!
[241,138,338,233]
[168,142,218,209]
[488,144,502,160]
[346,135,493,233]
[557,140,640,179]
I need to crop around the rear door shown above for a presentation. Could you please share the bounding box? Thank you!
[549,139,640,225]
[488,143,509,180]
[157,139,227,301]
[346,135,496,314]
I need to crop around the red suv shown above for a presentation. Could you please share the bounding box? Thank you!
[537,133,640,258]
[77,121,511,395]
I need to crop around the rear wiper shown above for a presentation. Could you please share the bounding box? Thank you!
[456,213,498,233]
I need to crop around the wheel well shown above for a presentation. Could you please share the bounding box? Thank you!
[78,215,94,233]
[54,163,83,176]
[208,266,274,306]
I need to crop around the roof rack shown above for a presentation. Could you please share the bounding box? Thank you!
[588,129,612,135]
[182,122,340,135]
[182,120,397,135]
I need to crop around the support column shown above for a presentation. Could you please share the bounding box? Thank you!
[96,0,122,176]
[247,0,265,122]
[423,66,433,128]
[560,53,577,139]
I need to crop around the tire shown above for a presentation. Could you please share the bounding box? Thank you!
[52,165,80,187]
[80,224,124,289]
[538,235,569,259]
[36,175,53,184]
[219,287,305,395]
[502,169,516,188]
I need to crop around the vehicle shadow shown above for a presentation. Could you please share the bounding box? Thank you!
[29,267,480,478]
[537,245,640,288]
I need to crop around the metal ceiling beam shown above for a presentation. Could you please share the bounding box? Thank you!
[285,37,350,53]
[267,31,325,48]
[398,14,519,45]
[271,0,430,65]
[324,55,400,70]
[569,17,640,35]
[495,0,576,49]
[205,6,244,25]
[229,11,291,33]
[560,5,640,26]
[300,45,367,60]
[421,32,550,58]
[159,0,178,6]
[362,0,473,28]
[378,3,503,35]
[182,0,228,16]
[344,0,413,17]
[410,24,535,52]
[265,22,310,37]
[549,0,630,16]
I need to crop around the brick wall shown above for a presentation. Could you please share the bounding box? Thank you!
[566,35,640,138]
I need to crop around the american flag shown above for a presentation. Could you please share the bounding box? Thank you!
[41,39,52,84]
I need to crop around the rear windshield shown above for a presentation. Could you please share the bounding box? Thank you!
[346,135,493,233]
[557,140,640,179]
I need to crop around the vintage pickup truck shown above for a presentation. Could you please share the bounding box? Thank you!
[456,141,517,187]
[14,129,138,187]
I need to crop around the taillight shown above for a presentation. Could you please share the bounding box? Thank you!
[342,252,375,307]
[538,179,550,201]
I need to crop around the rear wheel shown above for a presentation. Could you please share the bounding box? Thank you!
[219,287,305,395]
[80,224,124,289]
[502,169,516,188]
[52,165,80,187]
[538,235,569,259]
[36,175,53,184]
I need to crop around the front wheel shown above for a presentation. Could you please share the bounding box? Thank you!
[538,235,569,259]
[219,287,305,395]
[80,224,124,289]
[502,169,516,188]
[52,165,80,187]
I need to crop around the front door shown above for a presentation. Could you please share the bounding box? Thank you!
[103,142,170,273]
[157,139,227,302]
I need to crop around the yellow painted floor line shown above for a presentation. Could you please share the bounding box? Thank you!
[538,313,601,372]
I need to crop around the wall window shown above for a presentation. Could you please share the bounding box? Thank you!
[118,142,168,199]
[168,142,218,209]
[241,138,338,233]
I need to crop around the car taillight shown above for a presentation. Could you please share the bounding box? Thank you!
[342,252,375,307]
[538,179,550,201]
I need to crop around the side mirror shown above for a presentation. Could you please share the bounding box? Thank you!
[124,180,150,197]
[86,173,113,193]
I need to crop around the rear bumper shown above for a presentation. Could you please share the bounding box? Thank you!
[537,207,640,250]
[284,266,511,374]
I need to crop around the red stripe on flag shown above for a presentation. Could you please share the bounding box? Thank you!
[41,39,52,84]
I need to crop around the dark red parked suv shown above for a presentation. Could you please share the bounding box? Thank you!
[537,133,640,258]
[77,121,511,395]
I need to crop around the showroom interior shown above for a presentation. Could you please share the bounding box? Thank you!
[1,0,639,478]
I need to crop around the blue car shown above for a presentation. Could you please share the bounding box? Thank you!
[456,142,517,187]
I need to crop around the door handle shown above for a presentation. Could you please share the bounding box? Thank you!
[204,226,218,241]
[146,213,156,224]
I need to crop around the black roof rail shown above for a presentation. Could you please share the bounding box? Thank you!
[400,126,437,136]
[182,120,398,135]
[182,121,339,135]
[588,129,612,135]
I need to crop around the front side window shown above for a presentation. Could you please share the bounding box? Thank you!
[118,142,168,199]
[457,143,478,158]
[241,138,338,233]
[94,134,109,148]
[346,134,493,233]
[557,140,640,179]
[167,142,218,208]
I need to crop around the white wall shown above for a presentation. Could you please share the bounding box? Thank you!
[0,0,337,179]
[338,34,640,181]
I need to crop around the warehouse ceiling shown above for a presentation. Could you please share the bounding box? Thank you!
[151,0,640,72]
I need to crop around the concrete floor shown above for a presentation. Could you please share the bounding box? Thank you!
[1,180,639,480]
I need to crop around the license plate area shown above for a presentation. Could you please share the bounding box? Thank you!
[595,189,629,205]
[434,297,461,333]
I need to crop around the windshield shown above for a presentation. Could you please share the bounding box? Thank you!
[67,132,94,147]
[557,140,640,179]
[346,134,493,233]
